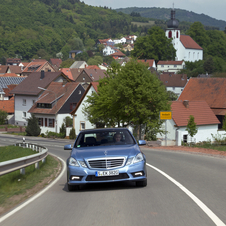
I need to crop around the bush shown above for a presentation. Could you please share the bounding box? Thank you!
[25,114,41,136]
[0,109,8,125]
[69,128,76,139]
[60,123,66,138]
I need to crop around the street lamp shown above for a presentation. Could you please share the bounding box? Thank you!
[38,87,58,133]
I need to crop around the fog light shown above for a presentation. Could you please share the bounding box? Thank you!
[132,171,144,177]
[70,176,81,181]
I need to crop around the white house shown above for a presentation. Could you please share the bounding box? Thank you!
[10,71,71,126]
[157,100,220,146]
[70,82,99,133]
[157,61,185,73]
[103,45,117,56]
[28,82,85,134]
[166,8,203,62]
[158,73,188,96]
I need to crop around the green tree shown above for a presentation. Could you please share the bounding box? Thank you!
[83,60,170,139]
[64,116,73,127]
[69,128,76,139]
[59,123,66,138]
[60,58,74,68]
[0,110,8,125]
[186,115,198,137]
[131,26,176,61]
[186,22,210,49]
[25,114,41,136]
[167,91,178,101]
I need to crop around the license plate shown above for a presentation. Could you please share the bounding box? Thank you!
[95,170,119,177]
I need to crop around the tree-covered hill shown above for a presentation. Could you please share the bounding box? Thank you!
[0,0,150,62]
[115,7,226,31]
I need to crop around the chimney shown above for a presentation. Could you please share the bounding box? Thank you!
[183,100,189,108]
[40,70,45,79]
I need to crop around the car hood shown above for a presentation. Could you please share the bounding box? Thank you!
[71,144,140,160]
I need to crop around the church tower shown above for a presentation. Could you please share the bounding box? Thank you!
[165,6,180,60]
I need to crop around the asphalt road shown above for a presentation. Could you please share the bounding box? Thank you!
[0,134,226,226]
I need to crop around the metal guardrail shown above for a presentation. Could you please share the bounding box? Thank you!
[0,142,48,176]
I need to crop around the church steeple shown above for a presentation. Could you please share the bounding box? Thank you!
[167,4,179,29]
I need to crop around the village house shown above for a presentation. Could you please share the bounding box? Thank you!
[28,81,85,134]
[157,100,220,146]
[22,59,57,76]
[158,73,187,96]
[10,71,71,126]
[69,61,88,69]
[157,60,185,73]
[178,77,226,130]
[70,82,99,133]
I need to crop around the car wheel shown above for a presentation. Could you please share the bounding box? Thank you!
[136,179,147,187]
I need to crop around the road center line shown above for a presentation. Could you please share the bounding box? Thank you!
[146,163,226,226]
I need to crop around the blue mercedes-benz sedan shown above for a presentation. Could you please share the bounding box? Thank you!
[64,128,147,191]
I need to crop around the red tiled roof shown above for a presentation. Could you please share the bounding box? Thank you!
[172,100,220,127]
[0,97,14,113]
[3,85,17,97]
[180,35,203,50]
[178,78,226,110]
[29,82,80,114]
[159,73,187,87]
[0,73,18,77]
[157,61,184,65]
[138,59,155,67]
[0,66,8,74]
[8,66,22,74]
[50,58,62,68]
[60,68,73,80]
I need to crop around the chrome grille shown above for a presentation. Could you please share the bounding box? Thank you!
[87,157,125,169]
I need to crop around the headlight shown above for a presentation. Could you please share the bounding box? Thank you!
[68,157,79,167]
[133,153,144,163]
[79,161,87,168]
[126,157,134,165]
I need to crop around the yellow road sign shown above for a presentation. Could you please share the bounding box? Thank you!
[160,111,172,120]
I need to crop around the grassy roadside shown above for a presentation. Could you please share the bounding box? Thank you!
[0,146,62,216]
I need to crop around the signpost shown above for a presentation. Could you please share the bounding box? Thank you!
[160,111,172,146]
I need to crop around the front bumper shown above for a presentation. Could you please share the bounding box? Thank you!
[67,161,147,185]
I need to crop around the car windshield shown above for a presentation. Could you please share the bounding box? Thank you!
[74,129,136,148]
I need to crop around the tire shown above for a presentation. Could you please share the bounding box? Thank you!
[136,179,147,187]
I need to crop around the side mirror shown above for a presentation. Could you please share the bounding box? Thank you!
[138,140,146,146]
[64,144,72,150]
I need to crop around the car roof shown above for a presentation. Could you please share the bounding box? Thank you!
[79,128,129,133]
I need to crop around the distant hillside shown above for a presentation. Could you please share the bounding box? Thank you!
[115,7,226,30]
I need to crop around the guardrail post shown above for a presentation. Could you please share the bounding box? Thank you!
[35,162,39,169]
[42,158,46,163]
[20,168,25,175]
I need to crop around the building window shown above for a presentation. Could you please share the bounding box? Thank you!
[83,77,85,81]
[183,135,188,143]
[80,122,85,130]
[168,31,172,38]
[38,118,43,126]
[70,103,77,110]
[174,65,177,68]
[49,119,55,127]
[79,90,81,94]
[173,87,175,90]
[23,99,26,106]
[161,65,164,68]
[23,112,26,118]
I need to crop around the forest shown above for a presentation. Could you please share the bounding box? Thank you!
[0,0,226,77]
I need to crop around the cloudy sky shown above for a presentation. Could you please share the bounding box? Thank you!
[83,0,226,22]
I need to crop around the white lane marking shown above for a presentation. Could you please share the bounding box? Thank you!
[0,154,66,223]
[146,163,226,226]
